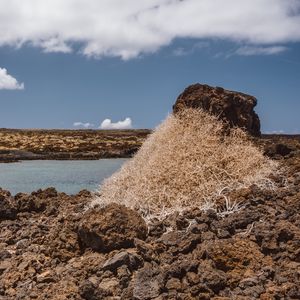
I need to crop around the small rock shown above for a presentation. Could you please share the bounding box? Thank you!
[79,280,97,300]
[36,270,55,283]
[186,272,200,285]
[102,251,142,272]
[0,260,11,274]
[15,193,46,213]
[18,261,29,271]
[198,261,227,294]
[98,277,119,292]
[88,276,100,286]
[176,216,189,230]
[133,264,162,300]
[117,265,131,278]
[165,278,182,291]
[0,193,17,220]
[0,249,12,259]
[77,189,92,197]
[31,187,58,199]
[16,238,29,249]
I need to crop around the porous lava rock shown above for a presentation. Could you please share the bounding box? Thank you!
[0,136,300,299]
[0,189,16,220]
[78,203,147,252]
[173,83,261,136]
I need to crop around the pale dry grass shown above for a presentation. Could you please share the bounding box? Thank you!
[93,109,278,220]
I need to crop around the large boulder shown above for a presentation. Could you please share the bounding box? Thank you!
[173,84,261,136]
[78,203,147,252]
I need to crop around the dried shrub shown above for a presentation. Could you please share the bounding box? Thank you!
[93,109,277,220]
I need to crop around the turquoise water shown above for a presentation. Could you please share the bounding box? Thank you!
[0,159,127,195]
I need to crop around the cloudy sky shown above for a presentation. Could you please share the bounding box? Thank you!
[0,0,300,132]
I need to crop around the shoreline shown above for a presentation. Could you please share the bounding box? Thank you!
[0,150,136,163]
[0,129,151,163]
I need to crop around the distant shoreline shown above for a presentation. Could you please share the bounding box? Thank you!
[0,129,151,163]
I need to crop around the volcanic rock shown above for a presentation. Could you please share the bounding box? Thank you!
[0,136,300,299]
[78,203,147,252]
[0,189,16,220]
[132,264,163,299]
[102,250,142,272]
[173,83,261,136]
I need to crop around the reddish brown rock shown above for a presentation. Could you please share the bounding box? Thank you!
[0,189,16,220]
[78,203,147,252]
[204,238,273,287]
[0,136,299,299]
[173,83,261,136]
[132,264,163,299]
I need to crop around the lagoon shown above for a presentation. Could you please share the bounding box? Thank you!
[0,159,127,195]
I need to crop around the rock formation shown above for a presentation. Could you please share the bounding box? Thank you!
[173,83,261,136]
[78,203,147,252]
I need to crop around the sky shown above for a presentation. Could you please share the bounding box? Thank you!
[0,0,300,133]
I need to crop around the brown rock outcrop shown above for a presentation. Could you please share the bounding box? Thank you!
[173,83,261,136]
[78,203,147,252]
[0,189,16,220]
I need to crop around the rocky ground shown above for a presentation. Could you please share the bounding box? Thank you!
[0,129,151,162]
[0,135,299,299]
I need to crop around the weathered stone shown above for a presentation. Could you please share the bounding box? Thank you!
[173,83,261,136]
[14,193,47,213]
[36,270,55,283]
[0,250,11,260]
[0,260,12,274]
[0,191,16,220]
[31,187,58,199]
[197,261,227,293]
[78,204,147,252]
[16,239,30,250]
[98,277,119,293]
[102,251,142,272]
[133,265,162,300]
[79,280,97,300]
[165,278,182,291]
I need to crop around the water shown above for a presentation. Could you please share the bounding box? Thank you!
[0,159,127,195]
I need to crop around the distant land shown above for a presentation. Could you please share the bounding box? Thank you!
[0,128,151,163]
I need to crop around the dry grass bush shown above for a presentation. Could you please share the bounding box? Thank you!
[93,108,278,220]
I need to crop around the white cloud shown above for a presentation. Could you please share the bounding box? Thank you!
[0,67,24,90]
[236,45,288,56]
[100,117,132,130]
[73,122,94,128]
[39,37,72,53]
[0,0,299,59]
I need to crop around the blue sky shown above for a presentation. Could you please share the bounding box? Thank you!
[0,0,300,133]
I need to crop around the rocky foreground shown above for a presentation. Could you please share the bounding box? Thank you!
[0,136,300,300]
[0,129,150,162]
